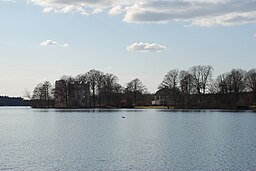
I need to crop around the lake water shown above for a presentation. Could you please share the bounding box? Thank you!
[1,107,256,171]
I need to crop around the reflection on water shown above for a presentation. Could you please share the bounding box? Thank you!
[34,108,255,113]
[1,107,256,170]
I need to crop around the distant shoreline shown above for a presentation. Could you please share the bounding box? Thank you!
[0,95,255,111]
[3,105,254,112]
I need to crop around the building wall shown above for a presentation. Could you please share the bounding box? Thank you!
[55,80,90,108]
[55,80,68,108]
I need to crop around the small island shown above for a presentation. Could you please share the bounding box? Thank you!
[24,65,256,111]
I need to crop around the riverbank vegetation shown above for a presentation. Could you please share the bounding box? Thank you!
[28,65,256,109]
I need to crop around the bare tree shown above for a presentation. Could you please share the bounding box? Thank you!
[228,69,246,95]
[189,65,214,94]
[23,89,31,100]
[215,73,233,108]
[101,73,123,106]
[158,69,180,107]
[159,69,179,89]
[216,69,246,107]
[56,76,76,108]
[32,81,53,107]
[60,75,75,83]
[246,69,256,103]
[85,69,104,107]
[179,70,194,94]
[32,83,43,100]
[216,73,229,94]
[96,71,105,107]
[42,81,53,101]
[125,78,147,106]
[178,70,195,108]
[76,70,123,107]
[75,74,88,84]
[188,65,213,108]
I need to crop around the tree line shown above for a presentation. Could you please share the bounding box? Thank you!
[29,66,256,109]
[0,96,28,106]
[29,69,149,108]
[158,66,256,108]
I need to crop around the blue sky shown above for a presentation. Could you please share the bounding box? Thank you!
[0,0,256,97]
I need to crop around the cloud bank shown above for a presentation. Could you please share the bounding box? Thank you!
[29,0,256,27]
[40,40,69,47]
[1,0,16,2]
[123,0,256,26]
[127,42,167,52]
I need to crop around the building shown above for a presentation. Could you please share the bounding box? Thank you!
[152,88,176,106]
[55,80,90,108]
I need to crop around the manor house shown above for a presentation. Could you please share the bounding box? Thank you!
[55,80,90,108]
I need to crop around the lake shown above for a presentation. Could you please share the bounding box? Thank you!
[0,107,256,171]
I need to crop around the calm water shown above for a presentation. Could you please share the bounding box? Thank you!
[1,107,256,171]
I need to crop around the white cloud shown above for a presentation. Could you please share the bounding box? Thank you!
[127,42,167,52]
[29,0,256,27]
[254,33,256,38]
[1,0,16,2]
[40,40,69,47]
[109,5,123,15]
[29,0,123,15]
[123,0,256,26]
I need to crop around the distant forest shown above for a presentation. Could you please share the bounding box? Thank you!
[28,65,256,109]
[0,96,28,106]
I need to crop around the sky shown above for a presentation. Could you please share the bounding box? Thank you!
[0,0,256,97]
